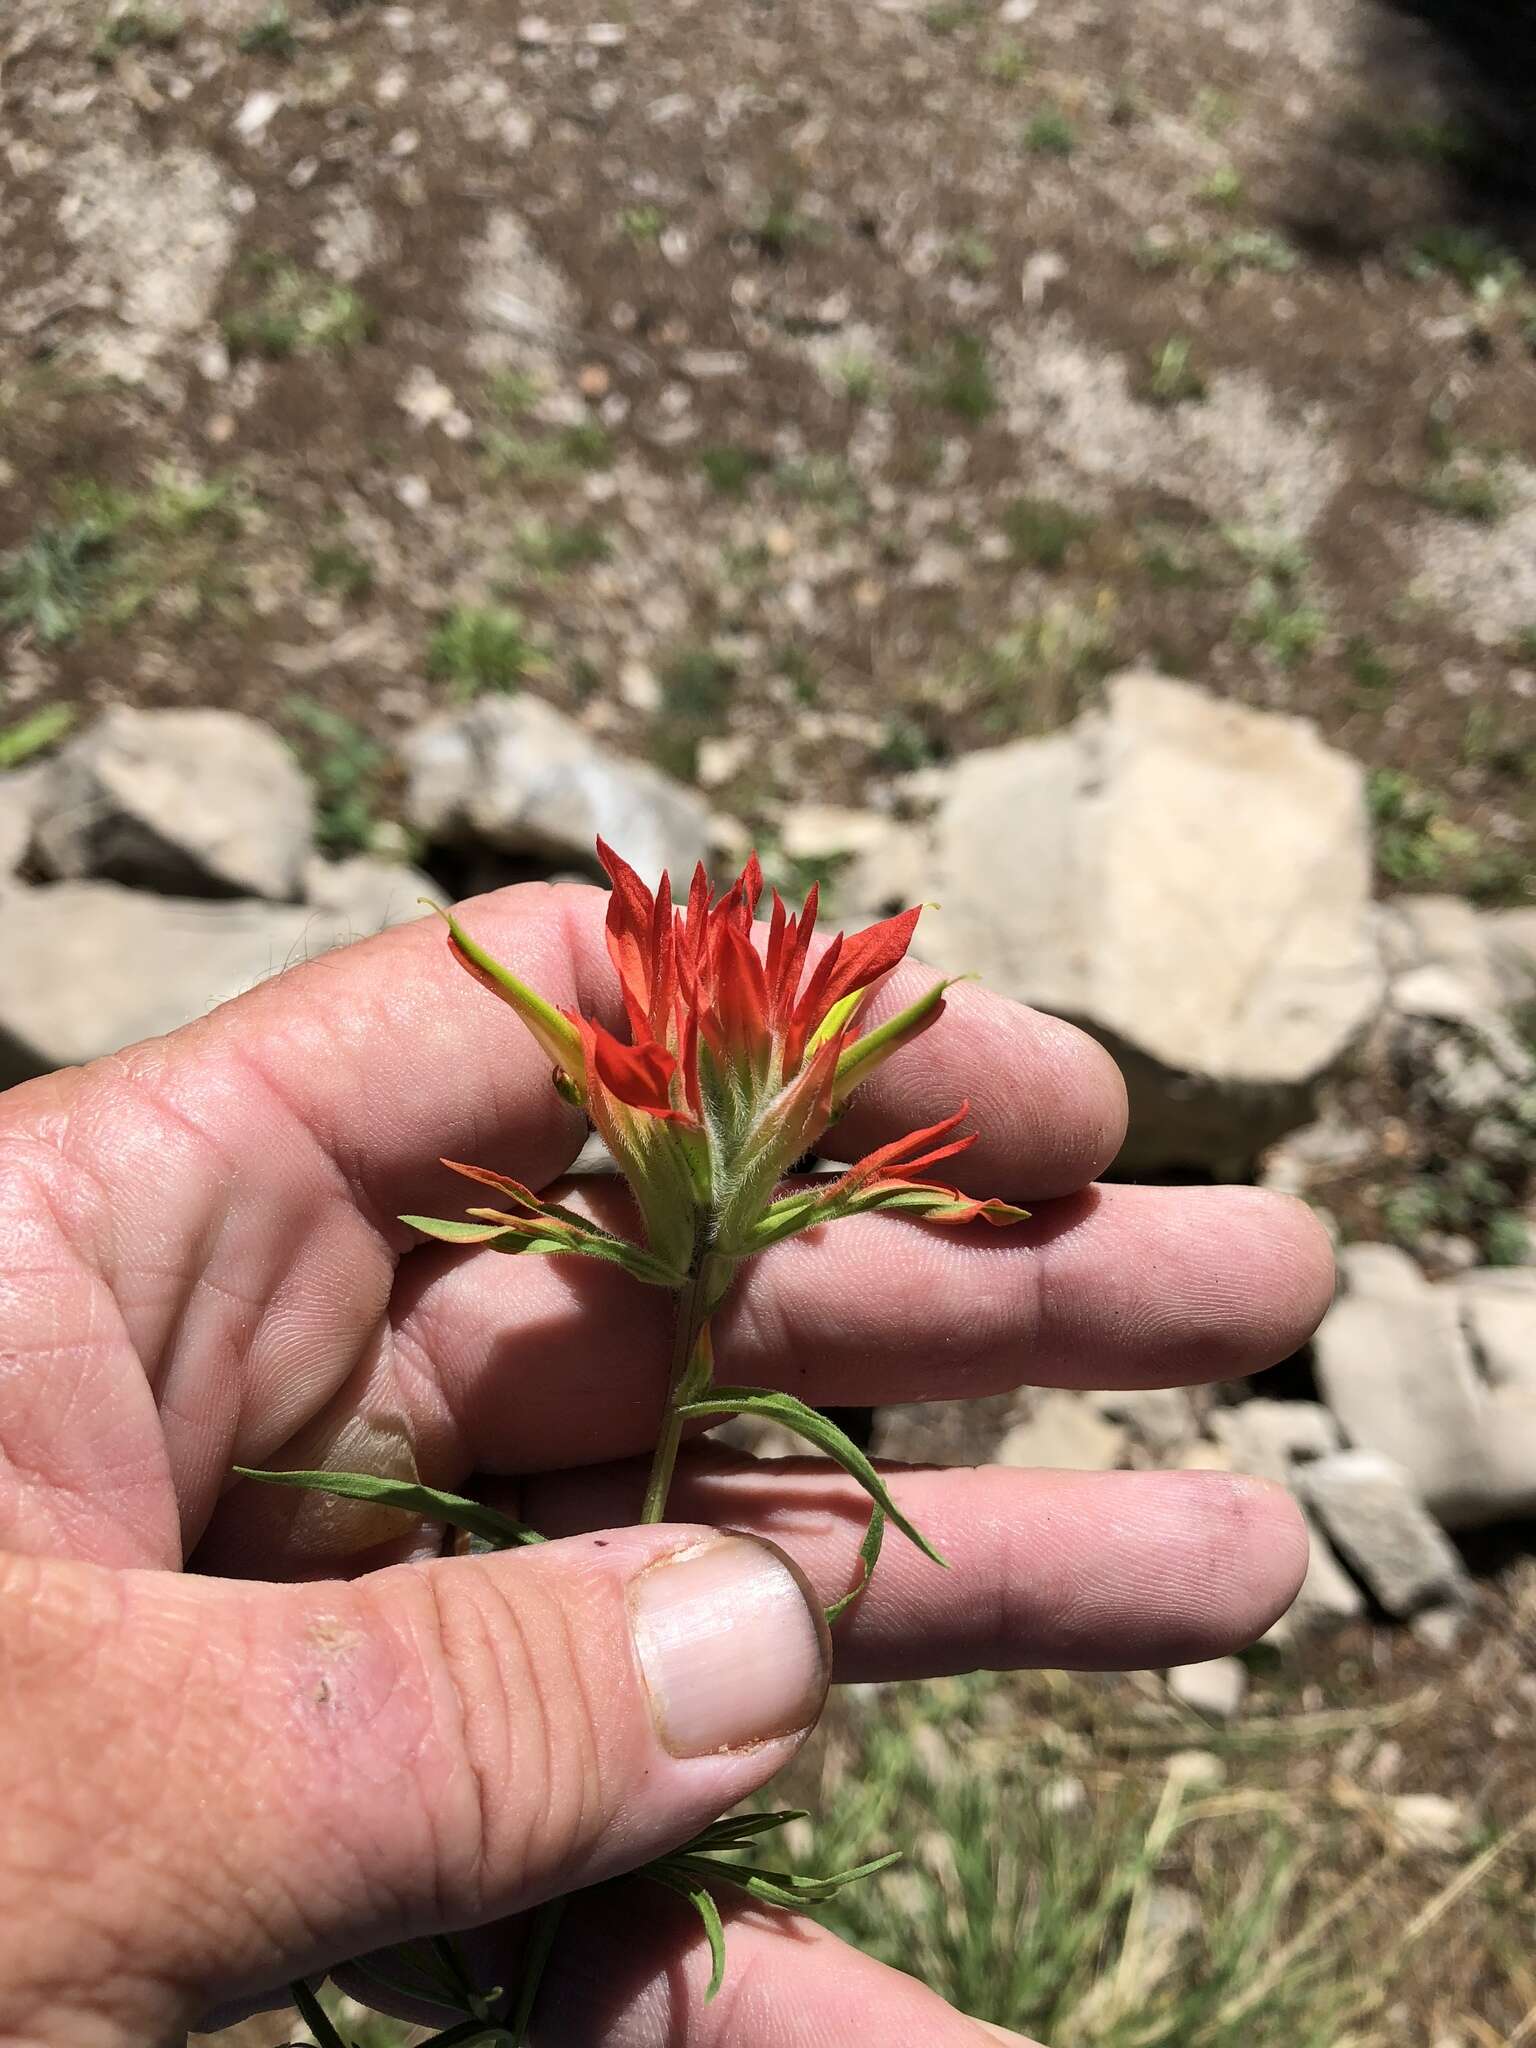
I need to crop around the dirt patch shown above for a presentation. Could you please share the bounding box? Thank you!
[2,0,1534,896]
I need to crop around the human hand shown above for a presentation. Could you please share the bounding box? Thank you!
[0,880,1332,2046]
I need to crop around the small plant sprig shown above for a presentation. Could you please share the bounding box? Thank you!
[244,839,1028,2040]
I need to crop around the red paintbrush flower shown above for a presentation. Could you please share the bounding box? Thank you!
[589,838,922,1120]
[406,842,1025,1281]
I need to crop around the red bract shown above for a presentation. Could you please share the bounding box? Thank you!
[409,840,1026,1284]
[589,838,922,1122]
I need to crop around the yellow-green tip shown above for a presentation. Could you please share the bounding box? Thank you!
[433,903,586,1088]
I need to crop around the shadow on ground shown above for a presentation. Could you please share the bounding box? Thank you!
[1371,1,1536,205]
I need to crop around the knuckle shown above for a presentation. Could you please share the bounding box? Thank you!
[0,1556,192,2041]
[413,1557,611,1914]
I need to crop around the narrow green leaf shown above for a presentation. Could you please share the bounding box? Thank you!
[729,1186,826,1254]
[644,1869,728,2000]
[825,1503,885,1625]
[233,1467,546,1548]
[686,1809,810,1851]
[0,702,75,770]
[402,1212,684,1286]
[289,1979,349,2048]
[673,1388,947,1568]
[690,1849,903,1909]
[507,1896,566,2046]
[434,903,586,1082]
[402,1214,520,1244]
[830,978,958,1106]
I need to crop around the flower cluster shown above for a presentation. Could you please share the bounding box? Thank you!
[409,840,1026,1289]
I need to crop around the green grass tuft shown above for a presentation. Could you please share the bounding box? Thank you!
[618,205,666,245]
[921,331,998,422]
[653,647,738,780]
[832,353,886,404]
[482,419,613,483]
[1406,227,1522,298]
[0,517,117,646]
[223,261,377,360]
[1022,103,1077,156]
[426,605,543,696]
[1,471,245,644]
[309,541,375,601]
[1000,495,1094,570]
[699,446,769,497]
[238,4,298,56]
[93,5,181,60]
[1419,457,1509,524]
[1139,336,1208,407]
[0,704,77,770]
[1197,165,1245,208]
[285,697,390,856]
[980,37,1031,84]
[509,517,611,575]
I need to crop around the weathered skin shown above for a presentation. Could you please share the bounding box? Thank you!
[0,879,1328,2046]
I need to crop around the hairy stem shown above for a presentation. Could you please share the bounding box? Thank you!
[642,1252,721,1523]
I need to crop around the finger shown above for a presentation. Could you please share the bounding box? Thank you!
[49,881,607,1228]
[0,1526,829,2041]
[478,1885,1034,2046]
[379,1184,1335,1473]
[820,967,1128,1200]
[520,1454,1308,1679]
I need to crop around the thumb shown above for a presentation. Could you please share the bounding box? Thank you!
[0,1526,829,2046]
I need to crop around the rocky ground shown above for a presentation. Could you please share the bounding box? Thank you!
[4,0,1536,895]
[7,0,1536,2041]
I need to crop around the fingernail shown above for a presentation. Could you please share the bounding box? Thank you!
[974,2025,1033,2044]
[630,1534,830,1758]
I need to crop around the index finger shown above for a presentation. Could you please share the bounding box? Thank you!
[71,878,1124,1227]
[820,964,1128,1201]
[234,882,1124,1218]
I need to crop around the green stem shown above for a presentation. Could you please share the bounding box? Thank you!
[641,1252,721,1524]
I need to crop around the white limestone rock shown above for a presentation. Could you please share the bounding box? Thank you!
[845,675,1383,1171]
[403,696,711,887]
[32,708,314,902]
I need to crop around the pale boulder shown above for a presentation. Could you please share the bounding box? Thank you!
[403,695,711,886]
[847,675,1382,1170]
[32,708,314,902]
[302,854,444,933]
[0,881,370,1087]
[1314,1246,1536,1527]
[1302,1451,1470,1619]
[996,1391,1128,1472]
[1167,1656,1247,1720]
